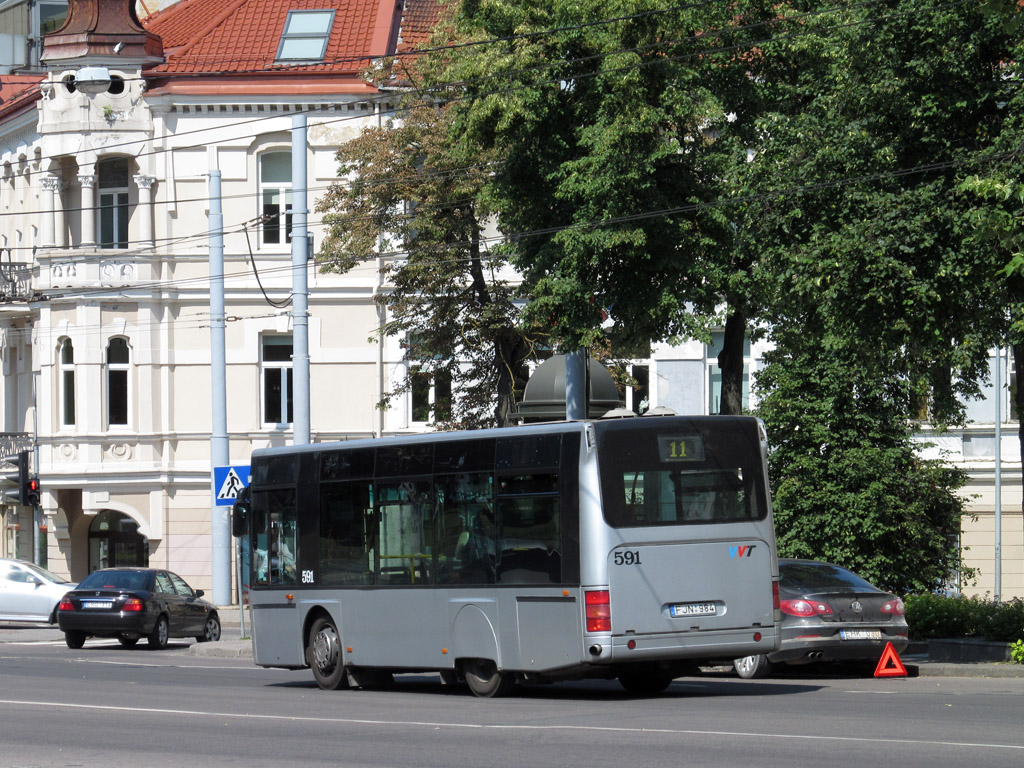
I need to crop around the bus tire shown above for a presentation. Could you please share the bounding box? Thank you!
[308,616,349,690]
[464,659,515,698]
[618,664,674,695]
[733,654,772,679]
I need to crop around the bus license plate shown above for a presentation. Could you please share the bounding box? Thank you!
[670,602,716,618]
[840,629,882,640]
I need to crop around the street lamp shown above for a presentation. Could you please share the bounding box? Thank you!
[73,66,112,94]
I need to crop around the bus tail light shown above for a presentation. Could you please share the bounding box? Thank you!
[585,590,611,632]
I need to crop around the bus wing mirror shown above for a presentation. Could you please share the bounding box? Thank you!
[232,487,251,537]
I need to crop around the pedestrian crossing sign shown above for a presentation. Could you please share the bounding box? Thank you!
[214,465,251,506]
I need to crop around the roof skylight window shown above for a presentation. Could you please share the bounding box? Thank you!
[276,10,336,62]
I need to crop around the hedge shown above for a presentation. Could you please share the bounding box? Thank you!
[904,594,1024,642]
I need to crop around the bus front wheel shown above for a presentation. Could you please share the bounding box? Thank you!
[308,616,349,691]
[463,659,515,698]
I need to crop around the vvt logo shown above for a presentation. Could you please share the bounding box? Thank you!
[729,544,757,558]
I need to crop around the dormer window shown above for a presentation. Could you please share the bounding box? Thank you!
[276,10,335,62]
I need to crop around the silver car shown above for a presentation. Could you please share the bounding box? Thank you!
[0,558,77,623]
[733,559,909,678]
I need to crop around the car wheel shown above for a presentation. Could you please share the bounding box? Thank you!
[64,631,86,649]
[733,654,772,679]
[463,659,515,698]
[196,613,221,643]
[148,615,169,650]
[307,616,349,690]
[118,634,140,648]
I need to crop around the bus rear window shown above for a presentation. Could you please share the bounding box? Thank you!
[596,419,766,527]
[614,468,751,525]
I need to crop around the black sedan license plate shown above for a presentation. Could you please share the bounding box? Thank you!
[670,602,716,618]
[83,601,113,610]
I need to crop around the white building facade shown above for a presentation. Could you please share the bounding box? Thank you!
[0,0,1018,602]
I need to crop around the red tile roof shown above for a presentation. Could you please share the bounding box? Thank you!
[143,0,404,95]
[397,0,444,53]
[0,75,45,119]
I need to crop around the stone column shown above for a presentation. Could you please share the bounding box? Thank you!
[134,174,156,249]
[78,174,96,248]
[41,174,60,248]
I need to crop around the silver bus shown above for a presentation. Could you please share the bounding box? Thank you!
[232,414,781,696]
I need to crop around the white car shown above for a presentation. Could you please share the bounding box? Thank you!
[0,558,77,623]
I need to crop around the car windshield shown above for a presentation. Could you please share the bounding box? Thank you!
[77,570,150,591]
[780,561,879,592]
[23,562,72,584]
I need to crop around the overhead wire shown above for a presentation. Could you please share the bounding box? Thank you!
[0,0,1010,301]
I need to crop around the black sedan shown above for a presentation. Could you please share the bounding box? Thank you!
[733,559,909,678]
[57,568,221,650]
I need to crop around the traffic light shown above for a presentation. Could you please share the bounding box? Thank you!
[25,476,40,507]
[2,450,29,505]
[1,451,39,507]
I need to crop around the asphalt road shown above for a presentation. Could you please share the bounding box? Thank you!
[2,624,1023,768]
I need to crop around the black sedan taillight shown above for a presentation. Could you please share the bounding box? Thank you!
[122,598,145,612]
[58,599,74,611]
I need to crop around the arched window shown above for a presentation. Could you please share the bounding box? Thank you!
[260,151,291,246]
[98,157,130,249]
[59,338,75,427]
[106,337,130,427]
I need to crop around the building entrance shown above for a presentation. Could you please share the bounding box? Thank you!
[88,510,148,572]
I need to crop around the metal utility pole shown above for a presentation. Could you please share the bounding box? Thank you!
[565,350,587,421]
[209,170,230,606]
[291,112,310,445]
[994,347,1002,602]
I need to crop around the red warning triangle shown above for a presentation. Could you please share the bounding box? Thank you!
[874,642,908,678]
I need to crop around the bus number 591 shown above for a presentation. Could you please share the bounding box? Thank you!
[614,550,642,566]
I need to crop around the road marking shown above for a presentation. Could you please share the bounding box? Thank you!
[0,698,1021,752]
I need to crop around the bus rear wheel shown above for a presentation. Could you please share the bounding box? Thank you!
[308,616,349,690]
[463,659,515,698]
[618,664,674,695]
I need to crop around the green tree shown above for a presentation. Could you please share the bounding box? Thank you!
[748,0,1020,588]
[446,0,781,412]
[317,50,538,428]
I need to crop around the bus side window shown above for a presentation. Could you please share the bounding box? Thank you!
[319,481,373,586]
[496,473,561,584]
[435,474,495,586]
[377,480,433,585]
[253,488,297,585]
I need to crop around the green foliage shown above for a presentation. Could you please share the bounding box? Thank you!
[904,594,1024,642]
[446,0,777,353]
[751,0,1022,591]
[316,32,540,427]
[1011,640,1024,664]
[759,328,973,594]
